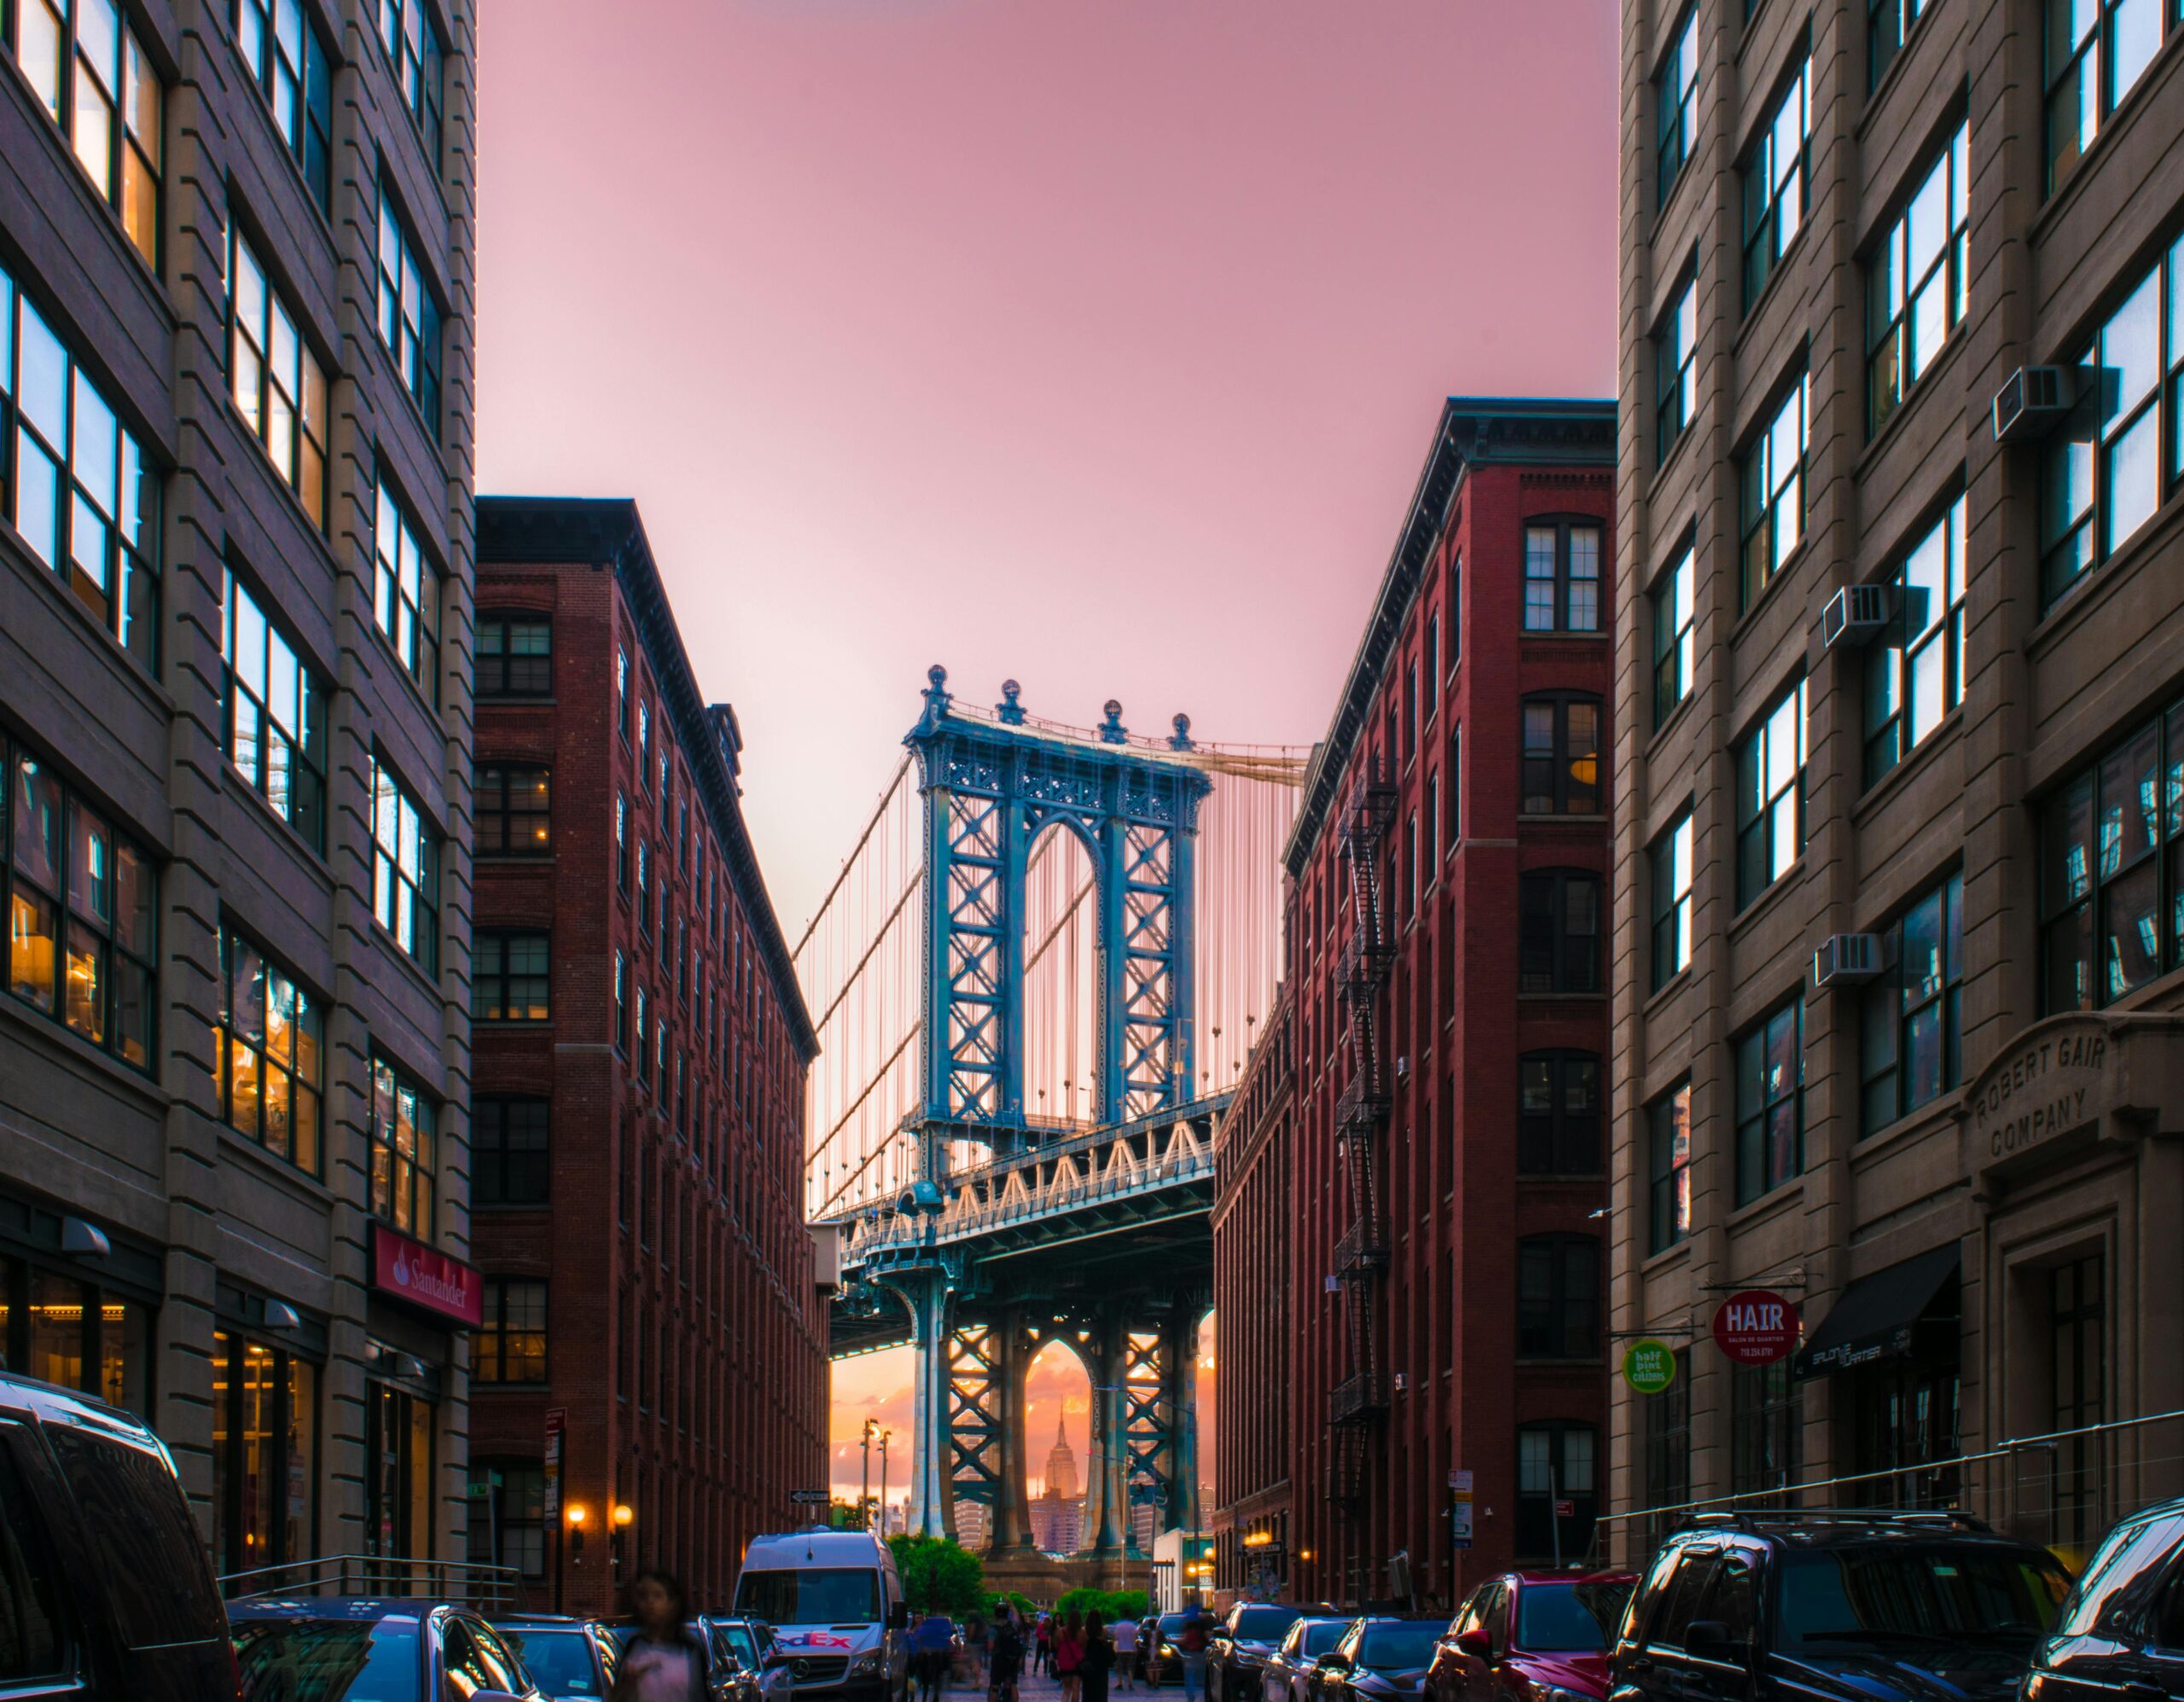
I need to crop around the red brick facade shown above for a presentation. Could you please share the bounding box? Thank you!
[1217,402,1616,1609]
[469,498,826,1613]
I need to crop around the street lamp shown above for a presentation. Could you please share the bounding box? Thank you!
[612,1502,634,1582]
[877,1429,893,1534]
[559,1503,590,1615]
[863,1418,881,1531]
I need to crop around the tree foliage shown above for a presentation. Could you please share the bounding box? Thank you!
[887,1534,988,1615]
[1054,1589,1150,1623]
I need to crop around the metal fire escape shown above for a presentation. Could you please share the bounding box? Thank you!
[1328,760,1395,1510]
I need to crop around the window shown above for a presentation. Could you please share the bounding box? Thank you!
[1517,1422,1598,1562]
[476,764,549,857]
[1732,1362,1802,1501]
[1651,813,1693,990]
[0,264,159,662]
[1521,695,1602,815]
[1868,124,1967,437]
[1518,1052,1600,1175]
[369,755,437,970]
[1653,545,1695,728]
[361,1380,432,1563]
[375,187,442,431]
[2039,702,2184,1011]
[1657,10,1699,205]
[369,1054,436,1236]
[235,0,332,212]
[616,793,630,892]
[2049,1254,2106,1547]
[635,986,649,1083]
[5,738,154,1068]
[1736,679,1807,907]
[1743,64,1809,308]
[373,477,441,701]
[477,613,551,698]
[467,1461,548,1580]
[638,700,651,785]
[228,224,329,526]
[376,0,444,166]
[1649,1083,1693,1252]
[1740,375,1808,607]
[1657,274,1698,460]
[1519,870,1600,995]
[208,1332,317,1576]
[1849,1280,1961,1506]
[2042,236,2184,606]
[613,951,628,1052]
[6,0,160,266]
[1446,725,1461,847]
[1522,521,1604,633]
[636,841,651,934]
[1449,555,1462,662]
[1864,496,1967,786]
[1424,613,1438,719]
[1870,0,1926,89]
[473,932,548,1022]
[2046,0,2173,192]
[1860,872,1964,1135]
[616,647,631,742]
[223,566,326,848]
[217,925,322,1173]
[476,1281,546,1384]
[1644,1356,1692,1547]
[1518,1236,1600,1359]
[1735,999,1803,1204]
[474,1096,549,1206]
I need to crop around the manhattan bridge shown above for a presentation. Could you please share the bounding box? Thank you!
[796,667,1302,1580]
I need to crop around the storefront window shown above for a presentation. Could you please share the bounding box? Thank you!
[1644,1357,1691,1556]
[363,1379,434,1577]
[26,1270,82,1391]
[467,1462,547,1580]
[209,1330,318,1580]
[1732,1362,1802,1504]
[0,1255,150,1420]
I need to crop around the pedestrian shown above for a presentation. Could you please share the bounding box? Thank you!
[1035,1613,1055,1678]
[1111,1613,1139,1693]
[609,1569,708,1702]
[1136,1616,1158,1690]
[967,1611,990,1686]
[1082,1612,1115,1702]
[1056,1612,1085,1702]
[990,1604,1025,1702]
[912,1610,956,1702]
[1176,1605,1210,1702]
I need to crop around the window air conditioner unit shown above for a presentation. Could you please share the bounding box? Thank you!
[1992,366,2081,443]
[1392,1371,1409,1394]
[1324,1274,1343,1293]
[1395,1055,1409,1079]
[1813,933,1883,988]
[1820,584,1891,651]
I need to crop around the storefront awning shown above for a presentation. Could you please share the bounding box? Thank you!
[1792,1244,1960,1380]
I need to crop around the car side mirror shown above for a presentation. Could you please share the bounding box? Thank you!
[1455,1629,1492,1660]
[1682,1621,1735,1663]
[888,1606,911,1631]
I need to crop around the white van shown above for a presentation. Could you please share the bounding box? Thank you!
[735,1526,909,1702]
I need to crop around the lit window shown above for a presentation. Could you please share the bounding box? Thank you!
[1739,375,1808,608]
[1735,1000,1804,1204]
[376,0,444,166]
[1520,694,1602,816]
[1651,812,1693,990]
[1736,679,1807,908]
[223,566,326,848]
[234,0,332,211]
[477,1281,547,1384]
[1522,521,1605,634]
[1656,273,1698,461]
[477,613,551,698]
[1864,496,1966,787]
[477,764,550,857]
[1648,1083,1693,1252]
[9,0,161,266]
[369,1054,436,1236]
[1860,872,1963,1134]
[1656,10,1699,206]
[473,932,549,1022]
[1742,63,1808,309]
[2045,0,2171,193]
[4,735,154,1069]
[375,187,441,432]
[0,265,159,662]
[1653,545,1694,728]
[228,224,329,526]
[1867,123,1967,437]
[216,924,322,1173]
[369,755,437,970]
[1869,0,1927,89]
[373,477,442,701]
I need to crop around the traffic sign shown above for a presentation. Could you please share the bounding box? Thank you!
[1622,1338,1678,1394]
[790,1489,832,1506]
[1712,1290,1801,1366]
[543,1409,566,1518]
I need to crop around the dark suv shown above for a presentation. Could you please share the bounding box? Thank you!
[1605,1510,2072,1702]
[0,1370,235,1700]
[2024,1495,2184,1702]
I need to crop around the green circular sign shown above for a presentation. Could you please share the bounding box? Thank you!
[1623,1339,1678,1395]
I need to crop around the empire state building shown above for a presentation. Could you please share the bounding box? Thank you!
[1031,1415,1084,1554]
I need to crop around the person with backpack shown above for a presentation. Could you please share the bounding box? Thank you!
[989,1604,1026,1702]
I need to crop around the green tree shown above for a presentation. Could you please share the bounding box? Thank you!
[888,1534,988,1615]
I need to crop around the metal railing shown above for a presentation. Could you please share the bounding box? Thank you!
[218,1554,530,1612]
[845,1141,1215,1256]
[1333,1215,1391,1274]
[1601,1406,2184,1564]
[1327,1370,1389,1427]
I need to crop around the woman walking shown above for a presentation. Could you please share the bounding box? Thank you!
[1082,1612,1115,1702]
[989,1604,1025,1702]
[610,1569,708,1702]
[1055,1612,1086,1702]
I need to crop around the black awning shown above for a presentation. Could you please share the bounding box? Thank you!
[1792,1244,1960,1380]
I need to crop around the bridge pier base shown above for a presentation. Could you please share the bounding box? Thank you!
[887,1267,956,1540]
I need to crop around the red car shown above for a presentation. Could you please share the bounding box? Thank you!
[1426,1571,1635,1702]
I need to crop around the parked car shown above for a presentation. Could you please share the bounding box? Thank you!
[701,1613,796,1702]
[1147,1612,1192,1686]
[1311,1618,1444,1702]
[495,1613,620,1698]
[232,1597,543,1700]
[1210,1604,1309,1702]
[1427,1571,1634,1702]
[0,1370,235,1701]
[1263,1618,1357,1702]
[2024,1495,2184,1702]
[1604,1509,2072,1702]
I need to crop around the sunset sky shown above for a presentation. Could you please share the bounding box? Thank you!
[476,0,1618,1502]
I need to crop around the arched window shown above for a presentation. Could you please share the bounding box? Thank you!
[1522,694,1603,815]
[1518,1052,1601,1175]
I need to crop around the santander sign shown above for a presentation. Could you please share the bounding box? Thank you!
[371,1223,484,1328]
[1711,1289,1800,1366]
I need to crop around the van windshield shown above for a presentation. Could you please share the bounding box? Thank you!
[736,1568,883,1625]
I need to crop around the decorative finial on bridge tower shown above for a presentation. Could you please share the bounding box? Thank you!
[1170,713,1194,752]
[1099,700,1128,744]
[996,680,1027,725]
[915,665,952,736]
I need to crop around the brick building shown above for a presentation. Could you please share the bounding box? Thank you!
[1610,0,2184,1564]
[1216,398,1617,1607]
[468,497,825,1612]
[0,0,479,1570]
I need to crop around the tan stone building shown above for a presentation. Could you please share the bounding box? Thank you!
[1610,0,2184,1564]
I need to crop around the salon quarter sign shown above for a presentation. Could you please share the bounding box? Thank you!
[1712,1289,1801,1366]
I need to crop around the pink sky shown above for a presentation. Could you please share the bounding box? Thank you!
[477,0,1618,1491]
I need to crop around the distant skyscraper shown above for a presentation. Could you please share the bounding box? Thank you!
[955,1499,991,1548]
[1044,1415,1080,1501]
[1031,1415,1086,1553]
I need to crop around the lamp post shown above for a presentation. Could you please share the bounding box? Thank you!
[877,1428,893,1536]
[613,1502,634,1586]
[863,1418,880,1531]
[561,1504,589,1616]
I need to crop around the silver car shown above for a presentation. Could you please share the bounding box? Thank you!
[1261,1619,1356,1702]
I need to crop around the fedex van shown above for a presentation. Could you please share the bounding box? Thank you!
[735,1526,908,1702]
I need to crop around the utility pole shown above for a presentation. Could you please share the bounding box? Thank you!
[879,1428,893,1536]
[863,1418,880,1531]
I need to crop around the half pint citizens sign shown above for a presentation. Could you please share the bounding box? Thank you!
[1712,1290,1800,1366]
[370,1223,484,1327]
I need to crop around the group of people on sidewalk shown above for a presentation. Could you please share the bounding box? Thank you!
[951,1599,1210,1702]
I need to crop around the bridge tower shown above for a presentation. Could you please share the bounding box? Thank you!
[882,668,1214,1542]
